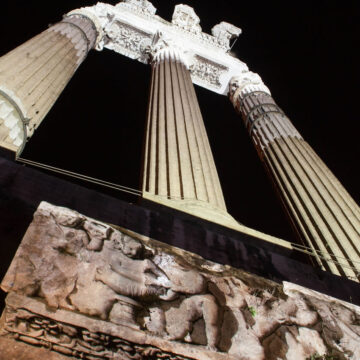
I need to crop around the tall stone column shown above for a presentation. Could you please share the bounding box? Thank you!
[229,73,360,280]
[142,42,237,226]
[0,12,101,155]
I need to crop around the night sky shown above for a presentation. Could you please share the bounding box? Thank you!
[1,0,359,243]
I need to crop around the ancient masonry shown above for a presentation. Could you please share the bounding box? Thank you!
[0,1,359,359]
[1,202,360,360]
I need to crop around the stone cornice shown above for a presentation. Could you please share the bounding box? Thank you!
[68,1,257,95]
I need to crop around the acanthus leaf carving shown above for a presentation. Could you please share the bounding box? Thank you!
[190,56,228,89]
[229,71,271,104]
[104,21,153,63]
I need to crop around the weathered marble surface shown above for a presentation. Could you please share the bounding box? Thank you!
[1,202,360,360]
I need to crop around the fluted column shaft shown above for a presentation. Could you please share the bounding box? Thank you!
[230,83,360,280]
[142,50,234,224]
[0,14,98,154]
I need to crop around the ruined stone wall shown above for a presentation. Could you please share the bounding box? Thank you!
[0,202,359,360]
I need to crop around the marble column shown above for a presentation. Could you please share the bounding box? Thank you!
[0,13,100,155]
[142,45,237,226]
[229,73,360,280]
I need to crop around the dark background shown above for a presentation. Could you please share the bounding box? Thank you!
[1,0,359,242]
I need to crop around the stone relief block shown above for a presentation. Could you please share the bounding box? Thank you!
[190,56,228,89]
[75,1,249,94]
[105,21,153,63]
[1,296,189,360]
[1,202,360,360]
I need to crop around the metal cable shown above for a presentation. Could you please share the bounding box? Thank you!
[16,157,141,196]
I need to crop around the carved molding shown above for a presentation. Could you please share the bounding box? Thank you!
[3,303,189,360]
[69,1,248,94]
[190,56,228,89]
[65,2,272,97]
[67,9,105,50]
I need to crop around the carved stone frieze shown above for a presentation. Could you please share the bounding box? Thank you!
[69,1,248,94]
[2,302,189,360]
[105,21,153,63]
[1,202,359,359]
[190,56,228,89]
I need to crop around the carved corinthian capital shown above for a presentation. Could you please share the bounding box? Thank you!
[66,9,105,50]
[148,32,191,67]
[229,72,271,112]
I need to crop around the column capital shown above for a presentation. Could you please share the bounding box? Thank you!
[229,71,270,105]
[66,9,105,50]
[148,32,190,67]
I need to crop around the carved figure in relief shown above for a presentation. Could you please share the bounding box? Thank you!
[83,220,111,251]
[143,254,220,350]
[6,205,171,323]
[94,232,172,299]
[145,296,220,350]
[165,294,219,350]
[92,235,221,349]
[8,202,224,350]
[4,203,360,359]
[68,231,175,324]
[247,290,318,339]
[305,297,360,358]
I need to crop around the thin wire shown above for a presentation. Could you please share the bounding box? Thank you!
[229,37,238,51]
[292,246,359,275]
[14,156,360,275]
[291,243,360,266]
[16,157,141,196]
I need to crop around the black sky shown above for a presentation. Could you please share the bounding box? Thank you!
[1,0,359,242]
